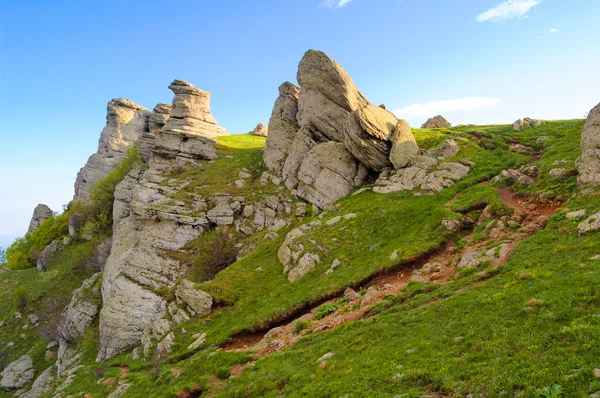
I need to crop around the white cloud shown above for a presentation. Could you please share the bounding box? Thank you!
[549,27,559,33]
[320,0,352,9]
[393,97,502,119]
[476,0,542,22]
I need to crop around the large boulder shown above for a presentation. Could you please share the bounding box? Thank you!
[577,103,600,187]
[390,119,419,169]
[297,50,369,142]
[157,80,229,162]
[343,105,398,172]
[28,204,53,233]
[296,142,366,209]
[249,123,268,137]
[513,117,541,130]
[74,99,150,200]
[0,355,34,390]
[421,115,451,129]
[175,279,213,317]
[36,241,59,271]
[264,82,301,174]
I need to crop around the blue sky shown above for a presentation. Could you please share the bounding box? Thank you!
[1,0,599,247]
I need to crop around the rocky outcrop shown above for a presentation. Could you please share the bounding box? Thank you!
[343,105,398,172]
[157,80,228,162]
[263,83,301,174]
[250,123,268,137]
[296,50,369,142]
[421,115,451,129]
[390,120,419,169]
[577,103,600,187]
[175,279,213,317]
[429,140,460,159]
[139,104,171,162]
[36,241,59,271]
[513,117,541,130]
[0,355,34,390]
[28,204,53,233]
[98,80,225,358]
[19,366,54,398]
[295,142,366,209]
[74,99,150,200]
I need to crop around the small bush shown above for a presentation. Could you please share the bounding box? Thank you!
[6,251,32,270]
[13,286,28,312]
[203,231,238,280]
[315,304,341,320]
[293,320,311,335]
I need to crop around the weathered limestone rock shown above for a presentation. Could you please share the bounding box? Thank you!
[36,241,59,271]
[250,123,268,137]
[578,211,600,235]
[74,99,150,200]
[288,252,320,282]
[157,80,229,162]
[149,103,171,135]
[493,169,535,185]
[577,103,600,187]
[0,355,34,390]
[421,115,451,129]
[374,162,470,194]
[297,50,369,142]
[28,204,53,233]
[207,195,234,226]
[264,82,301,174]
[19,366,54,398]
[390,119,419,169]
[281,128,318,189]
[175,279,213,317]
[513,117,542,130]
[429,140,460,159]
[296,142,365,209]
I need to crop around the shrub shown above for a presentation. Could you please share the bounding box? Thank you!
[13,286,27,312]
[203,231,238,280]
[315,303,341,320]
[293,320,311,335]
[6,251,32,270]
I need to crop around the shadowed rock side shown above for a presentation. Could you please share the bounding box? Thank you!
[98,81,226,358]
[74,99,150,200]
[27,204,53,233]
[264,50,420,209]
[421,115,452,129]
[138,103,172,162]
[577,102,600,187]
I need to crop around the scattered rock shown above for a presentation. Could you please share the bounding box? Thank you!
[344,288,360,302]
[175,279,213,317]
[0,355,34,390]
[326,216,342,226]
[428,140,459,159]
[207,195,234,226]
[442,219,469,232]
[566,209,587,220]
[28,314,39,326]
[360,287,378,308]
[249,123,268,137]
[549,168,570,179]
[494,169,535,185]
[36,241,60,271]
[288,252,321,282]
[421,115,451,129]
[578,211,600,235]
[508,143,533,154]
[317,352,334,362]
[513,117,542,130]
[523,166,539,177]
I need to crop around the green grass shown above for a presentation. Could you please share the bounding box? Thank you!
[4,120,595,398]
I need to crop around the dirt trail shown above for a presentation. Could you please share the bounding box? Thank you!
[213,185,560,388]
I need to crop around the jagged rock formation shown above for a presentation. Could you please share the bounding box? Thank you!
[577,102,600,187]
[263,50,420,208]
[28,204,53,233]
[263,82,301,173]
[249,123,268,137]
[98,80,228,358]
[74,99,150,200]
[421,115,452,129]
[156,80,229,162]
[138,103,172,162]
[36,241,59,271]
[513,117,541,130]
[0,355,34,390]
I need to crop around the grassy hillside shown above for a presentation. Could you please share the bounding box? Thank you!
[3,119,597,398]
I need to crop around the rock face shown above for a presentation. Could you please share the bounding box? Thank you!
[98,80,224,359]
[421,115,451,129]
[74,99,150,200]
[263,82,301,173]
[36,241,59,271]
[296,142,365,209]
[577,103,600,187]
[175,279,213,317]
[149,103,171,135]
[390,119,419,169]
[0,355,34,390]
[344,105,398,172]
[296,50,369,142]
[158,80,229,162]
[28,204,53,233]
[250,123,268,137]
